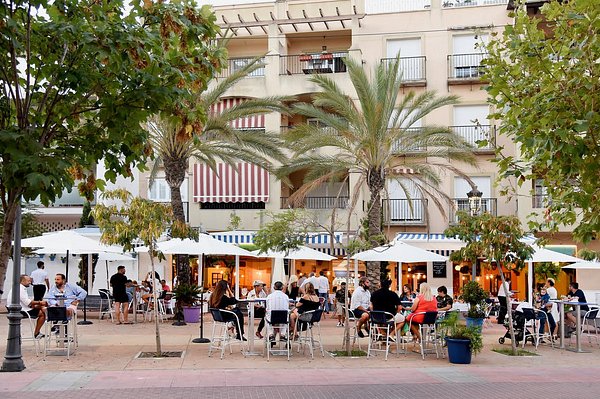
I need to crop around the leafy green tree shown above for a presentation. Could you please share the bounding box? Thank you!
[147,57,289,285]
[0,0,225,292]
[485,0,600,242]
[445,212,534,355]
[93,189,175,357]
[279,55,476,286]
[253,210,311,256]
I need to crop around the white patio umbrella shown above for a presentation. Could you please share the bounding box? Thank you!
[352,241,448,292]
[271,257,286,287]
[253,245,336,261]
[562,261,600,270]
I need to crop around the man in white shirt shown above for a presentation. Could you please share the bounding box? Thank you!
[350,276,371,337]
[545,278,558,299]
[30,261,49,301]
[299,272,318,294]
[246,280,267,339]
[316,271,330,313]
[497,278,511,324]
[265,281,290,340]
[7,274,48,338]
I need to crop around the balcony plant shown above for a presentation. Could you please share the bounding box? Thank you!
[441,311,483,364]
[173,283,202,323]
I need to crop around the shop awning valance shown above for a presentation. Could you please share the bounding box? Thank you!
[193,162,270,203]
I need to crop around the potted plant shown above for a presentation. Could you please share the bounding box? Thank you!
[173,283,202,323]
[461,280,488,330]
[441,311,483,364]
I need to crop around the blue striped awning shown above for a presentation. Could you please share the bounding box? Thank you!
[394,233,463,257]
[394,233,463,242]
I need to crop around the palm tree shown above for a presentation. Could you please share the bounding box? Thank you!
[278,55,476,286]
[148,57,290,285]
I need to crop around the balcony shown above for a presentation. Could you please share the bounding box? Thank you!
[450,125,495,151]
[281,196,349,209]
[381,56,426,86]
[391,127,427,154]
[383,199,428,226]
[447,53,486,83]
[216,57,266,79]
[366,0,431,13]
[442,0,507,8]
[280,52,348,75]
[449,197,497,223]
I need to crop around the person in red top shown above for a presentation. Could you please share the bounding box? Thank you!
[396,282,437,349]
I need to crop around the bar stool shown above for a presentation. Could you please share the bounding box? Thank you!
[207,308,244,359]
[265,310,291,361]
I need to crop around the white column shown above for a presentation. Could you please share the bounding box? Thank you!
[528,261,533,304]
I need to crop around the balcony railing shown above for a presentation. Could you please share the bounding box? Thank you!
[450,125,495,150]
[381,56,426,83]
[443,0,507,8]
[391,127,427,153]
[447,53,486,80]
[366,0,431,13]
[450,197,497,223]
[383,199,428,225]
[280,52,349,75]
[216,57,265,79]
[281,196,349,209]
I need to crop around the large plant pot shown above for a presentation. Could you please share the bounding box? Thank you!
[182,306,201,323]
[446,337,472,364]
[465,317,484,332]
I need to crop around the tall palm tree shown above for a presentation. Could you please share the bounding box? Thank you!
[148,57,290,285]
[278,55,476,286]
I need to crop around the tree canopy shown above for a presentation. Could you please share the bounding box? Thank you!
[0,0,224,292]
[485,0,600,242]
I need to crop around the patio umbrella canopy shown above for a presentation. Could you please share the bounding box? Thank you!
[136,236,254,256]
[562,261,600,270]
[352,240,448,262]
[528,245,582,263]
[253,245,336,261]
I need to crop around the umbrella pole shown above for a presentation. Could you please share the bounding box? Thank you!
[78,254,93,325]
[193,254,209,343]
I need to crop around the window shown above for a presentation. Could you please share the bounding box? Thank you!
[148,178,189,202]
[533,179,548,208]
[386,38,424,81]
[451,34,489,78]
[453,105,491,148]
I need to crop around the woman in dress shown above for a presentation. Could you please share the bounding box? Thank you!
[287,275,300,300]
[289,282,320,337]
[396,282,437,350]
[208,280,246,341]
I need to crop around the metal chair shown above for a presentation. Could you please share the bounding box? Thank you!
[295,309,325,358]
[341,307,362,350]
[43,306,75,359]
[520,307,543,349]
[207,308,244,359]
[576,306,599,347]
[367,311,395,361]
[408,311,440,360]
[98,289,115,322]
[265,310,291,361]
[21,311,41,356]
[144,296,166,323]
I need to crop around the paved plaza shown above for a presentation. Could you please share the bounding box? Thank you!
[1,311,600,398]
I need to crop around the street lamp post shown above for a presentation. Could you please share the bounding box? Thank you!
[467,186,483,282]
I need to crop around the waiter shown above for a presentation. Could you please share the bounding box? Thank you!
[30,261,50,301]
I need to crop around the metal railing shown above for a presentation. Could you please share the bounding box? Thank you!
[391,127,427,153]
[450,197,497,222]
[382,199,428,225]
[280,51,349,75]
[447,53,486,80]
[280,196,349,209]
[450,125,495,150]
[442,0,507,8]
[366,0,431,13]
[216,57,265,79]
[381,56,426,82]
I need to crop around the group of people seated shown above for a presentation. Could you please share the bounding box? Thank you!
[8,273,87,339]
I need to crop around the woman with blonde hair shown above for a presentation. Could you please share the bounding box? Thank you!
[395,282,437,351]
[287,274,300,299]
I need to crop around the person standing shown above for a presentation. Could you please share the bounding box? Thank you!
[316,271,330,313]
[334,282,348,327]
[110,265,131,324]
[497,278,511,324]
[31,261,50,301]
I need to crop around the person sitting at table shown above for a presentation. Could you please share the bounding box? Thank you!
[208,280,246,341]
[47,273,87,318]
[265,281,290,342]
[247,280,267,339]
[370,279,401,338]
[7,274,48,339]
[545,278,558,300]
[396,282,437,351]
[565,282,589,332]
[436,285,454,311]
[289,282,320,338]
[287,275,300,300]
[350,276,371,338]
[160,279,171,293]
[399,284,416,304]
[535,287,556,339]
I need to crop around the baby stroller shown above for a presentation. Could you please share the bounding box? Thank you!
[498,307,535,345]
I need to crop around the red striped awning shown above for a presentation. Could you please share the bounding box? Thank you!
[210,97,265,129]
[193,163,270,203]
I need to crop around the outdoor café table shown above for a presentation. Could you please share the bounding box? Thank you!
[239,298,266,356]
[557,300,597,352]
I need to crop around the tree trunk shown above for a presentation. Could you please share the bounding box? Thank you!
[149,252,162,356]
[0,201,19,293]
[366,167,385,288]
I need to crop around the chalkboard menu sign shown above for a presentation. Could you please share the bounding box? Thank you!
[432,261,447,278]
